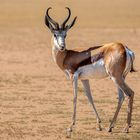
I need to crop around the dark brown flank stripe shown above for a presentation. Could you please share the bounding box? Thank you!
[63,45,103,74]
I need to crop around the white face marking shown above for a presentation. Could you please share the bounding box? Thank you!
[54,37,61,49]
[53,30,67,51]
[58,36,64,45]
[76,59,108,80]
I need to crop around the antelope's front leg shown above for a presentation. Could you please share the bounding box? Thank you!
[66,73,78,138]
[82,80,102,131]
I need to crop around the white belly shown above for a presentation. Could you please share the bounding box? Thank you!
[76,59,108,80]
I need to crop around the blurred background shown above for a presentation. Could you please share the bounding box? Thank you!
[0,0,140,28]
[0,1,140,140]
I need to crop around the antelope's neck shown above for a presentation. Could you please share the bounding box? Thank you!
[51,38,67,70]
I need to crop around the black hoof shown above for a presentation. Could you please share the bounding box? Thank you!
[108,127,112,132]
[129,124,132,128]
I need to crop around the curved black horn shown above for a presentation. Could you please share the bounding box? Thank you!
[46,7,59,29]
[61,7,71,29]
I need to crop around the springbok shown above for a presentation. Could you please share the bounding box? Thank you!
[45,7,135,137]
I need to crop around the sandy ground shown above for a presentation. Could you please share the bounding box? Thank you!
[0,0,140,140]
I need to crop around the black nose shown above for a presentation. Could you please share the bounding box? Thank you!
[61,46,64,49]
[61,45,65,49]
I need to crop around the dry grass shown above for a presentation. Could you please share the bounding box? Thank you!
[0,0,140,140]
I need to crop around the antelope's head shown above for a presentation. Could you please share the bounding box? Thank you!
[45,7,77,51]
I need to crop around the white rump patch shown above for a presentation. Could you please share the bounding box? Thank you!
[76,59,108,80]
[124,47,135,75]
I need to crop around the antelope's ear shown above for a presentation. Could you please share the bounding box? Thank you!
[66,16,77,30]
[45,14,54,33]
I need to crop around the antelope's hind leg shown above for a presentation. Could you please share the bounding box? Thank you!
[109,76,134,133]
[120,81,134,133]
[82,80,102,131]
